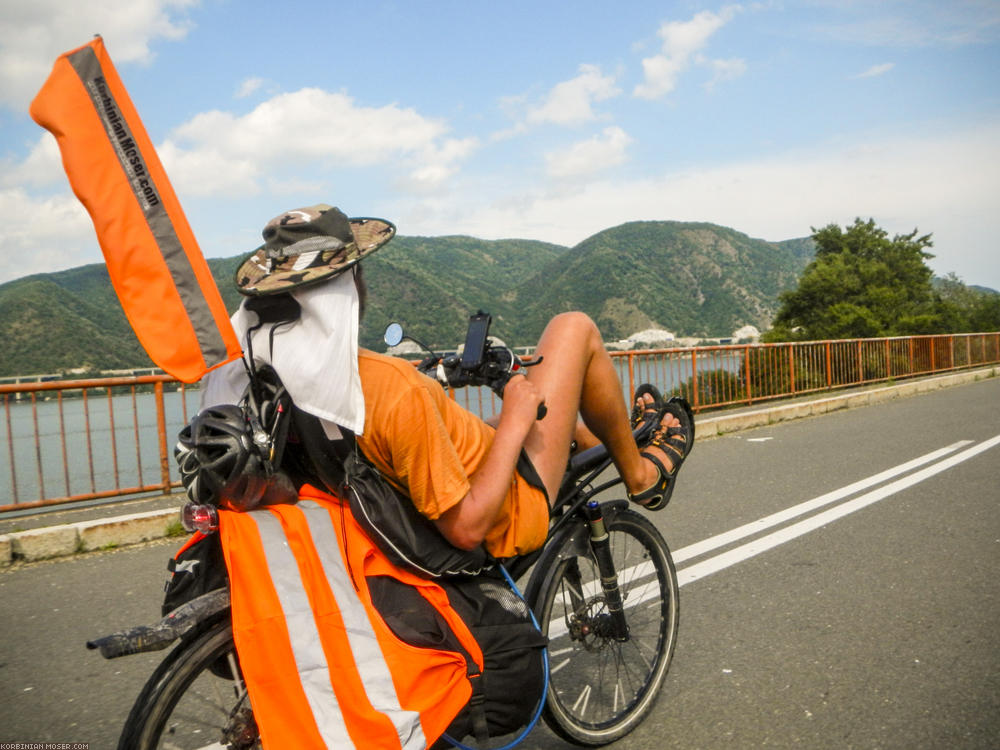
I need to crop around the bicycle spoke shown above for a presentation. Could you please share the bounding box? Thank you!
[122,622,261,750]
[571,683,592,715]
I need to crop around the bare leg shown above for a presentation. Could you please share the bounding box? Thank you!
[572,420,601,453]
[520,312,676,502]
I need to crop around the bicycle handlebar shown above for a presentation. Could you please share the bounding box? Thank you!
[415,313,547,420]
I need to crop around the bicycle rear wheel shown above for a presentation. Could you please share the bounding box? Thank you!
[118,618,259,750]
[530,505,678,746]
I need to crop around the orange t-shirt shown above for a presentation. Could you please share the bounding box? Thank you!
[355,349,549,557]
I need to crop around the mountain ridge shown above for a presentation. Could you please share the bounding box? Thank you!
[0,220,812,377]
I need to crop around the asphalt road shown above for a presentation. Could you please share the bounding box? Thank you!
[1,377,998,750]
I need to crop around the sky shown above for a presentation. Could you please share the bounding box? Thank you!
[1,0,999,290]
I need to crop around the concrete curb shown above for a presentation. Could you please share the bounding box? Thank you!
[1,508,180,565]
[2,365,996,566]
[696,365,999,438]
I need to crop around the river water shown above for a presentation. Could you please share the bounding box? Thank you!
[1,388,201,507]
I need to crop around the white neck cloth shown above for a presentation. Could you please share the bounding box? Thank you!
[200,272,364,438]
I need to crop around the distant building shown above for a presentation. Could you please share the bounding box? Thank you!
[387,340,426,356]
[732,325,760,342]
[624,328,676,347]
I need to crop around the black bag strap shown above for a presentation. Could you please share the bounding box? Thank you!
[286,405,352,491]
[287,406,490,578]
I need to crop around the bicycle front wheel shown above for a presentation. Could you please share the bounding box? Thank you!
[118,619,259,750]
[531,505,679,746]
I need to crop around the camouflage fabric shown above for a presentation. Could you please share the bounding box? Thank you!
[235,204,395,296]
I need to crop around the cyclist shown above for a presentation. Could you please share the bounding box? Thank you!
[210,203,691,559]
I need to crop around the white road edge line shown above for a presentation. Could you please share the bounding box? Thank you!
[676,434,1000,587]
[672,440,972,565]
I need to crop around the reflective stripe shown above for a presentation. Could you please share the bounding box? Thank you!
[253,503,426,749]
[253,511,352,748]
[65,44,231,369]
[298,502,426,750]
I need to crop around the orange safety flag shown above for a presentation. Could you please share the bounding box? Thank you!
[219,486,480,749]
[29,37,241,383]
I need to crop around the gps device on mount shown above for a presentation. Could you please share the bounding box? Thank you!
[460,311,491,370]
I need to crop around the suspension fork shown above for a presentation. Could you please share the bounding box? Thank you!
[584,500,630,641]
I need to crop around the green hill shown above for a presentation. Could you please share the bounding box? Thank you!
[0,222,814,377]
[506,222,811,340]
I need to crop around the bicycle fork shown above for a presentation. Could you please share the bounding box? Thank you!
[583,500,630,641]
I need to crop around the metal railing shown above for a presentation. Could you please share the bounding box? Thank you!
[1,376,195,511]
[2,332,997,512]
[619,331,1000,413]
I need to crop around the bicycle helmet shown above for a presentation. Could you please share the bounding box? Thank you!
[175,404,262,506]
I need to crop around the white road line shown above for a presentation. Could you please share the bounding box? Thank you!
[672,440,972,565]
[676,435,1000,587]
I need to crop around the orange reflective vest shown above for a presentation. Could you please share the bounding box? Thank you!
[218,485,482,749]
[30,37,241,383]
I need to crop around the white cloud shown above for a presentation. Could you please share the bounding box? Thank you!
[526,64,621,126]
[5,123,1000,289]
[634,6,742,100]
[545,127,632,179]
[235,76,264,98]
[400,137,481,192]
[0,81,479,283]
[818,2,1000,48]
[157,139,261,197]
[405,123,1000,289]
[159,88,465,196]
[853,62,895,79]
[0,135,63,189]
[0,0,197,110]
[704,57,748,89]
[0,188,99,284]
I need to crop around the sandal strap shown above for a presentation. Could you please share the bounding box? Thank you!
[630,384,664,429]
[649,429,686,463]
[631,403,659,430]
[627,450,676,511]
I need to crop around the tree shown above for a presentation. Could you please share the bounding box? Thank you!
[933,273,1000,333]
[765,218,937,340]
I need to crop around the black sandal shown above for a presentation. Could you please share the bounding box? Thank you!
[630,384,664,429]
[664,397,695,458]
[628,405,691,511]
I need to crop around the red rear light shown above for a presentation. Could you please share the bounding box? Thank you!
[181,503,219,533]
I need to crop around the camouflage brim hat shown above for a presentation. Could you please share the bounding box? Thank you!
[235,204,395,296]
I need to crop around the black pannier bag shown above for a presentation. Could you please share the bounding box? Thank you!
[161,531,228,616]
[369,570,548,744]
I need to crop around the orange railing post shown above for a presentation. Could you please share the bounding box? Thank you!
[825,341,832,388]
[30,393,44,500]
[744,346,753,405]
[690,349,699,411]
[57,391,70,496]
[627,352,636,401]
[155,381,171,495]
[788,344,796,394]
[3,393,17,505]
